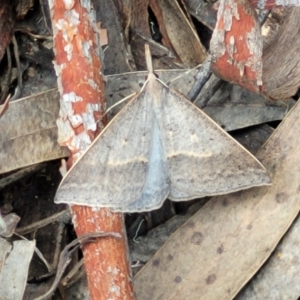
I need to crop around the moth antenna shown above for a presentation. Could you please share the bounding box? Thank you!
[145,44,154,75]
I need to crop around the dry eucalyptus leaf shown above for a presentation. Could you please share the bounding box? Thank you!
[130,32,183,70]
[130,0,152,37]
[235,213,300,300]
[202,83,295,131]
[0,213,20,237]
[261,8,287,47]
[149,0,207,67]
[134,93,300,299]
[0,237,11,269]
[185,0,217,30]
[129,201,206,270]
[0,239,35,300]
[0,0,14,61]
[0,89,69,174]
[262,7,300,100]
[231,124,274,155]
[130,0,206,67]
[93,0,135,74]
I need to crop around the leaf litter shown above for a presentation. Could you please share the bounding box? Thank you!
[0,1,300,299]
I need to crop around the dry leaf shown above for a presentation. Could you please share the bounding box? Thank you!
[0,89,68,174]
[0,0,14,61]
[129,0,206,67]
[202,82,295,131]
[0,239,36,300]
[149,0,207,67]
[0,164,45,189]
[130,0,151,37]
[134,92,300,299]
[185,0,217,30]
[0,212,20,237]
[235,213,300,299]
[232,124,274,155]
[93,0,135,74]
[261,7,300,100]
[130,32,183,70]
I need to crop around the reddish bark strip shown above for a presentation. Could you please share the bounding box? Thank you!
[48,0,134,298]
[72,206,134,299]
[210,0,263,94]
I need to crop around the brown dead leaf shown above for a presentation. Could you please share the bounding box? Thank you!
[262,7,300,100]
[0,89,68,174]
[235,213,300,299]
[130,0,151,38]
[0,0,14,61]
[134,91,300,299]
[93,0,135,74]
[149,0,207,67]
[16,0,34,19]
[129,0,206,67]
[185,0,217,31]
[202,82,295,131]
[130,32,184,70]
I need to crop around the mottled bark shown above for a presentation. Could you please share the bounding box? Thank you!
[48,0,134,298]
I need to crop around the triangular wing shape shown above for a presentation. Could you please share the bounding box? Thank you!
[55,45,271,213]
[152,82,271,200]
[55,90,170,211]
[117,115,170,212]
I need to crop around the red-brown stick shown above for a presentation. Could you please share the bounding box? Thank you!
[48,0,134,298]
[72,206,134,299]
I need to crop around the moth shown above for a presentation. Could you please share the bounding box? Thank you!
[55,45,270,212]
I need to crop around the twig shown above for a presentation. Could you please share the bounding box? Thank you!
[34,232,121,300]
[48,0,134,298]
[16,210,70,235]
[187,55,212,101]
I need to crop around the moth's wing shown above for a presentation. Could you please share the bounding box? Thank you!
[55,91,170,212]
[111,114,170,212]
[158,86,271,201]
